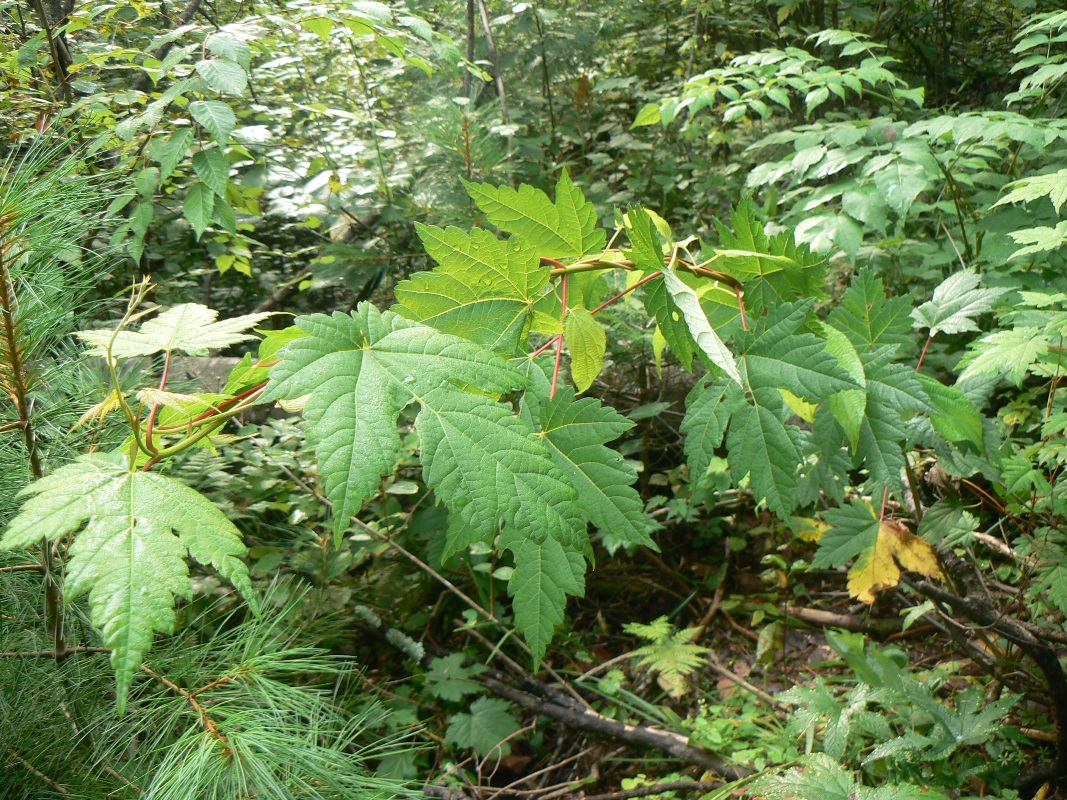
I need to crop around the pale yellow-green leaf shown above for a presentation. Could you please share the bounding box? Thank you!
[564,307,606,393]
[71,388,124,431]
[76,304,271,359]
[659,269,741,384]
[135,388,207,411]
[779,388,817,422]
[819,321,866,450]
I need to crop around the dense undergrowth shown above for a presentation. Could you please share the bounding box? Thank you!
[2,1,1067,798]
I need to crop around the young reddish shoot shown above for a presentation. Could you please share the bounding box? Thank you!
[143,350,174,453]
[735,286,748,332]
[916,335,933,372]
[590,271,662,315]
[531,334,562,359]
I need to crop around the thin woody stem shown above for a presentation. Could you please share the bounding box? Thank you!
[143,350,174,453]
[735,285,748,331]
[531,334,561,359]
[589,271,662,315]
[550,274,568,399]
[0,237,64,655]
[916,334,932,372]
[142,665,232,757]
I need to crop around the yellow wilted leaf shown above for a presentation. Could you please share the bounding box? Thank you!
[791,515,829,542]
[71,388,123,431]
[848,517,940,604]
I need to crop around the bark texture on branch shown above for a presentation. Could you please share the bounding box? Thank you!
[918,551,1067,798]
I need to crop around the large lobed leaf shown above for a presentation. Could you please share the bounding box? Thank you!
[827,268,913,353]
[910,268,1007,339]
[682,302,856,518]
[267,305,588,663]
[464,171,605,259]
[264,305,520,534]
[523,383,658,553]
[76,303,270,359]
[395,224,548,353]
[0,453,250,712]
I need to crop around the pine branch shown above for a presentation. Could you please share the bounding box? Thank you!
[0,226,64,657]
[142,664,232,757]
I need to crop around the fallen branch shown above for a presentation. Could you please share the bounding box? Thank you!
[781,605,904,638]
[918,551,1067,799]
[357,610,750,782]
[581,781,725,800]
[481,676,749,781]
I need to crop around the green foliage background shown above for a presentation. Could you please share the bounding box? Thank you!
[2,0,1067,798]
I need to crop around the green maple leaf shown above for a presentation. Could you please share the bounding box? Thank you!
[680,303,855,518]
[0,453,250,712]
[958,326,1049,385]
[795,407,851,507]
[445,697,522,758]
[727,392,808,518]
[502,531,585,664]
[682,375,745,486]
[623,205,666,272]
[714,202,826,315]
[417,385,586,560]
[811,500,880,569]
[522,383,658,552]
[915,373,984,451]
[264,305,522,534]
[910,268,1007,338]
[737,302,857,402]
[76,303,270,359]
[751,754,857,800]
[424,653,486,702]
[464,171,605,259]
[827,269,913,352]
[394,224,548,353]
[853,349,929,497]
[994,167,1067,213]
[267,306,587,663]
[1024,529,1067,616]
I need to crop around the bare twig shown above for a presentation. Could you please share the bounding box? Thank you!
[0,563,45,573]
[781,605,906,638]
[0,646,108,658]
[8,750,68,794]
[482,676,749,780]
[142,665,231,755]
[706,652,782,710]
